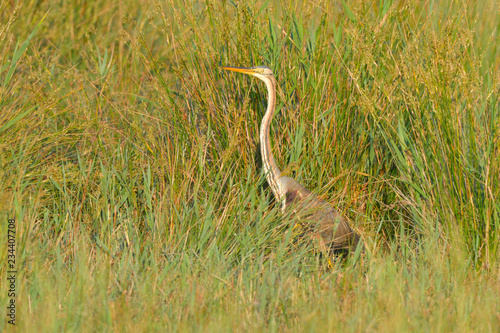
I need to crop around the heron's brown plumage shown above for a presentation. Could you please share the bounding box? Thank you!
[281,176,360,253]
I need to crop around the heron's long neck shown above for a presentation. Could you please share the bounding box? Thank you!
[260,76,283,200]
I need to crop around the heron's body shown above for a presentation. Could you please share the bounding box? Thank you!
[222,65,360,253]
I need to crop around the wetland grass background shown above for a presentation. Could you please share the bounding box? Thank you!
[0,0,499,331]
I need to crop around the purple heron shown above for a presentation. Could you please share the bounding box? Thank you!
[222,66,361,254]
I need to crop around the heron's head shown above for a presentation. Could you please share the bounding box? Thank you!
[221,66,274,81]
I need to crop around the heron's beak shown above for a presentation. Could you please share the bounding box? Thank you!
[221,66,257,75]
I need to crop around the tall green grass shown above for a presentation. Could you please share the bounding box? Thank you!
[0,0,499,331]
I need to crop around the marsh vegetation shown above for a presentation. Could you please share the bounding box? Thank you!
[0,0,499,331]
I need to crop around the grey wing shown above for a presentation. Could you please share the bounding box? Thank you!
[281,176,360,253]
[309,201,360,252]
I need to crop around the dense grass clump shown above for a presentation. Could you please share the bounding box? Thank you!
[0,0,499,331]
